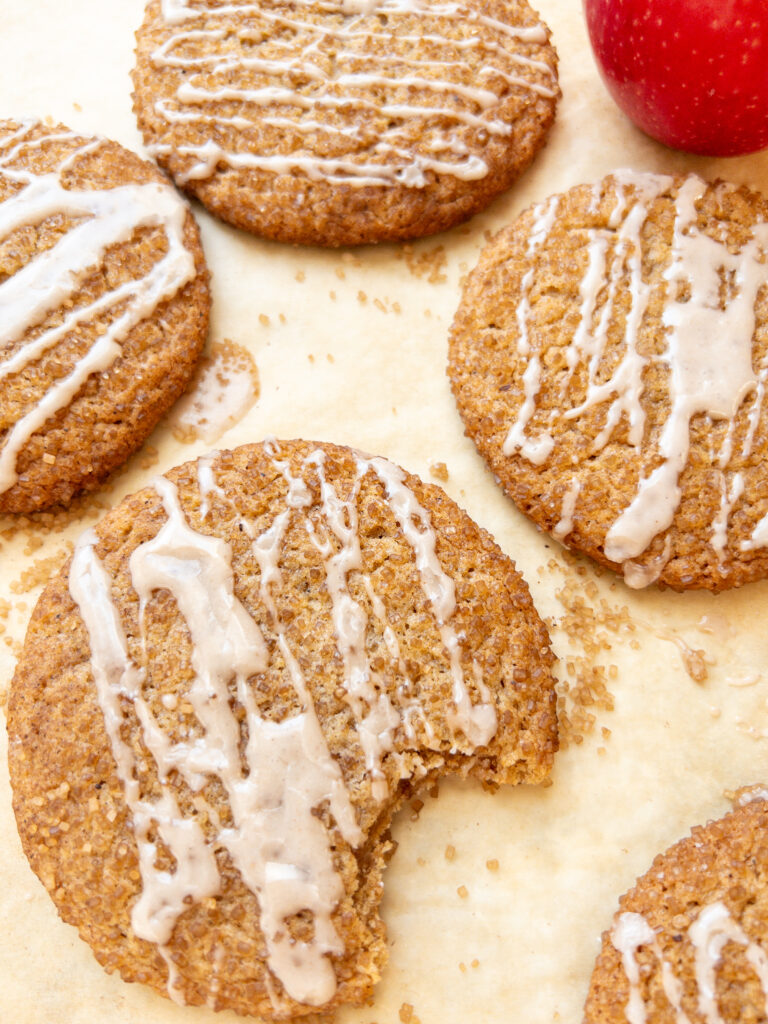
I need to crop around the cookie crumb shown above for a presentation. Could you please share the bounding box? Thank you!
[403,244,447,284]
[139,445,159,471]
[430,462,449,482]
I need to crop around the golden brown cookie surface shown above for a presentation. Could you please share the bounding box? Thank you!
[0,119,209,515]
[8,439,557,1020]
[132,0,559,246]
[448,171,768,592]
[583,796,768,1024]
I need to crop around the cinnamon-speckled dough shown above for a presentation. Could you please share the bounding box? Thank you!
[8,439,557,1021]
[132,0,559,246]
[584,796,768,1024]
[449,171,768,592]
[0,119,209,515]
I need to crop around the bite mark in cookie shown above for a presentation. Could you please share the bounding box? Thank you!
[8,439,557,1019]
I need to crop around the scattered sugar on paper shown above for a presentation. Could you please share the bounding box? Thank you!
[399,1003,421,1024]
[398,243,447,284]
[1,493,105,543]
[10,544,74,595]
[544,554,623,749]
[138,445,159,471]
[544,550,717,747]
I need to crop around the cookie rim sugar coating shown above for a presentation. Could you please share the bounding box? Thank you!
[448,169,768,592]
[583,793,768,1023]
[132,0,559,246]
[8,438,558,1020]
[0,118,210,515]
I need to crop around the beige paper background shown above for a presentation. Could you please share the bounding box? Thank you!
[2,2,768,1022]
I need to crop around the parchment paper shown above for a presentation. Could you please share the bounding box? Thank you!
[2,3,768,1022]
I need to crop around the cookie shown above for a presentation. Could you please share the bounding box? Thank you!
[0,119,209,515]
[583,795,768,1024]
[132,0,559,246]
[7,439,557,1020]
[448,170,768,592]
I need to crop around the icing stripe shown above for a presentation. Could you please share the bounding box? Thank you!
[69,445,500,1006]
[147,0,556,188]
[505,172,768,580]
[612,903,768,1024]
[0,123,197,495]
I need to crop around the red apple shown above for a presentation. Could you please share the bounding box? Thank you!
[584,0,768,156]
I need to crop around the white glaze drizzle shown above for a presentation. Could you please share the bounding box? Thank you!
[612,903,768,1024]
[71,476,362,1008]
[69,445,499,1007]
[711,472,745,562]
[621,536,672,590]
[367,454,497,747]
[69,530,221,1001]
[611,911,690,1024]
[604,176,768,563]
[506,171,768,577]
[502,195,560,460]
[552,478,580,540]
[304,450,400,802]
[149,0,556,188]
[0,121,196,495]
[361,573,435,743]
[196,449,225,519]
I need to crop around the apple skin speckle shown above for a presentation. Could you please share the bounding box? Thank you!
[584,0,768,156]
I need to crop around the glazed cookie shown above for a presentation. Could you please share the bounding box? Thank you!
[583,794,768,1023]
[449,171,768,592]
[0,119,209,515]
[132,0,559,246]
[8,439,557,1020]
